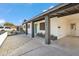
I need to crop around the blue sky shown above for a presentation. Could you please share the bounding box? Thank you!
[0,3,59,25]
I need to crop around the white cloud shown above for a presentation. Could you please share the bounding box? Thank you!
[42,9,47,12]
[0,19,6,24]
[42,5,54,12]
[48,5,54,9]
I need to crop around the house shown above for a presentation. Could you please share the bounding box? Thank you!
[22,3,79,44]
[4,26,17,31]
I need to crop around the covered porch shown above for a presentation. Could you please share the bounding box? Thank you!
[25,3,79,44]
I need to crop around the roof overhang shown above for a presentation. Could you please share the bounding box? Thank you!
[49,3,79,17]
[26,3,79,23]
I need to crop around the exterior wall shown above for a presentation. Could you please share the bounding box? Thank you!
[64,13,79,36]
[34,17,70,39]
[22,24,26,32]
[27,22,32,35]
[50,17,70,39]
[50,13,79,39]
[34,20,45,34]
[26,13,79,39]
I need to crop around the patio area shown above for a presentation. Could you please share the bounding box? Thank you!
[7,35,79,56]
[0,33,79,56]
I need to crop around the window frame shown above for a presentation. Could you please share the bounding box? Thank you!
[40,22,45,30]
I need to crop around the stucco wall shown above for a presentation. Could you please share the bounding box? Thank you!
[27,20,45,35]
[50,17,70,39]
[27,13,79,39]
[27,22,32,35]
[34,17,70,39]
[64,13,79,36]
[34,20,45,34]
[50,13,79,39]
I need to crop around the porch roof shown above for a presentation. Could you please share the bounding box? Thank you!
[26,3,79,23]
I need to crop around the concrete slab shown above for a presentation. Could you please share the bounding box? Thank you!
[54,36,79,49]
[0,34,31,56]
[8,39,43,56]
[1,34,79,56]
[22,46,71,56]
[8,37,72,56]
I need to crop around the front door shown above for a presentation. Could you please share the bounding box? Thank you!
[70,23,76,36]
[34,24,37,35]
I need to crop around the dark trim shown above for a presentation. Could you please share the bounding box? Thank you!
[31,22,34,38]
[25,23,28,35]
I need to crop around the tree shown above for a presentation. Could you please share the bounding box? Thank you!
[4,22,15,26]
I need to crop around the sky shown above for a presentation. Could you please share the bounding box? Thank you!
[0,3,59,25]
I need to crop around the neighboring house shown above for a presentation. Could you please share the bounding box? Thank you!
[4,26,13,31]
[16,26,20,31]
[11,26,17,31]
[0,25,16,32]
[0,26,16,34]
[22,20,26,32]
[4,26,17,31]
[22,3,79,44]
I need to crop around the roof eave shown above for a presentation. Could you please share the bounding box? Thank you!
[26,3,70,23]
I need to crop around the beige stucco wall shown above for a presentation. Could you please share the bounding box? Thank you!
[27,20,45,35]
[35,17,69,39]
[27,22,32,35]
[64,13,79,36]
[34,20,45,34]
[34,17,70,39]
[50,17,70,39]
[50,13,79,39]
[34,17,71,39]
[27,13,79,39]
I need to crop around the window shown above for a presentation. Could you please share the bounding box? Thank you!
[71,23,76,30]
[40,22,45,30]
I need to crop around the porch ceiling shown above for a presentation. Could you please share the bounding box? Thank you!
[50,4,79,17]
